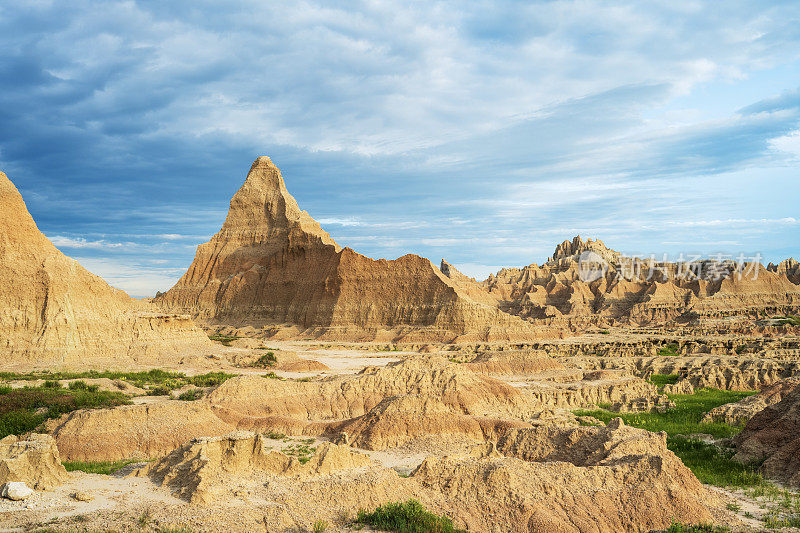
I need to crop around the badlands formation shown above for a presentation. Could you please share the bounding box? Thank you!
[0,157,799,531]
[0,171,212,368]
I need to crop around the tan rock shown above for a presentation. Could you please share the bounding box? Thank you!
[0,433,68,490]
[0,170,213,367]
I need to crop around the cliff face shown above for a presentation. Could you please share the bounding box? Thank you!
[0,171,212,367]
[156,157,542,341]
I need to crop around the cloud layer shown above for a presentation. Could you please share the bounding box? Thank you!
[1,1,798,296]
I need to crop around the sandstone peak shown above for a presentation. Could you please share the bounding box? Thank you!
[218,156,341,252]
[550,235,611,261]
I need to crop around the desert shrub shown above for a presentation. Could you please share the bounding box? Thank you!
[313,520,328,532]
[357,499,465,533]
[253,351,277,368]
[665,522,729,533]
[42,380,61,388]
[208,333,239,346]
[177,389,203,401]
[187,371,234,387]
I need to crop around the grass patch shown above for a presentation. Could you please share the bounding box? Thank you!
[0,386,131,439]
[63,458,139,475]
[649,373,680,387]
[176,389,203,401]
[252,351,277,368]
[575,387,755,439]
[657,342,681,357]
[575,387,762,488]
[356,499,465,533]
[208,333,239,345]
[665,522,730,533]
[0,369,234,392]
[774,315,800,327]
[667,436,764,487]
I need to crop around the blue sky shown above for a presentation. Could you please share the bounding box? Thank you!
[1,1,799,297]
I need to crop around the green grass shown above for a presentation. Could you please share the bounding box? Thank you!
[667,436,765,487]
[0,385,131,439]
[649,373,680,387]
[176,389,203,401]
[208,333,239,345]
[0,369,234,391]
[575,387,764,488]
[63,458,140,475]
[665,522,730,533]
[774,315,800,327]
[356,500,465,533]
[252,351,277,368]
[657,342,681,356]
[575,387,755,439]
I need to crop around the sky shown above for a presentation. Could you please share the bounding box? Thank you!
[1,1,799,298]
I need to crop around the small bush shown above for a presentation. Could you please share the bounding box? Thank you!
[187,371,234,387]
[649,374,680,387]
[253,351,277,368]
[313,520,328,532]
[177,389,203,401]
[42,380,61,389]
[357,499,465,533]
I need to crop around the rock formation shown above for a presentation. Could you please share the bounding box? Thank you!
[0,434,68,490]
[463,235,800,332]
[734,385,800,486]
[155,157,545,342]
[703,378,800,425]
[0,171,212,367]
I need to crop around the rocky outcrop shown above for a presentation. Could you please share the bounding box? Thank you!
[48,401,235,461]
[734,386,800,486]
[703,378,800,425]
[0,434,68,490]
[0,171,212,367]
[484,235,800,331]
[155,157,545,342]
[146,432,374,504]
[414,420,718,532]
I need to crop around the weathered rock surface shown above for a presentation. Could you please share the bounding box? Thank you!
[0,434,68,490]
[48,402,235,462]
[734,385,800,486]
[155,157,547,342]
[413,420,718,532]
[0,170,212,367]
[1,481,34,500]
[703,378,800,425]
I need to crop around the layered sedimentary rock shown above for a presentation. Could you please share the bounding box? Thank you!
[0,434,68,490]
[734,385,800,486]
[155,157,543,342]
[448,235,800,331]
[0,171,212,366]
[703,378,800,425]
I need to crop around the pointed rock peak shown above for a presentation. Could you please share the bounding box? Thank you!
[216,156,341,251]
[550,235,612,261]
[440,259,476,283]
[0,170,52,247]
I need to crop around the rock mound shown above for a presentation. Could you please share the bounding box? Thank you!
[49,401,235,462]
[734,385,800,486]
[0,170,212,366]
[146,432,373,504]
[155,157,542,342]
[414,420,718,532]
[704,378,800,425]
[0,433,68,490]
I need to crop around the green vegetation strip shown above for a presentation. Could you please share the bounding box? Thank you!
[575,387,764,488]
[63,458,140,475]
[357,500,465,533]
[0,385,131,439]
